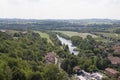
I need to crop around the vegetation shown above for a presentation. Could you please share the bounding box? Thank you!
[0,19,120,32]
[54,31,98,38]
[60,35,113,75]
[0,18,120,79]
[0,31,68,80]
[93,32,120,42]
[34,31,53,45]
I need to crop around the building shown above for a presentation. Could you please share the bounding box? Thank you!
[105,68,119,77]
[44,52,55,64]
[113,44,120,52]
[73,66,80,72]
[108,56,120,66]
[118,76,120,80]
[76,76,86,80]
[74,68,103,80]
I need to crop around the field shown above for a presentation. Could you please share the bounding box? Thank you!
[34,31,53,44]
[92,32,120,43]
[53,31,98,38]
[106,27,120,32]
[53,30,117,42]
[0,29,21,34]
[94,32,120,39]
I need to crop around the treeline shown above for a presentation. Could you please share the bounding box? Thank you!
[0,31,68,80]
[0,19,120,32]
[114,28,120,34]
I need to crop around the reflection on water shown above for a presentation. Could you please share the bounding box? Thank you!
[57,35,79,55]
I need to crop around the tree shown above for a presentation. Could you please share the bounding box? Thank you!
[12,67,26,80]
[61,55,78,75]
[42,64,68,80]
[30,72,42,80]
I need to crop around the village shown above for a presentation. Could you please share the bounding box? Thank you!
[43,51,120,80]
[43,44,120,80]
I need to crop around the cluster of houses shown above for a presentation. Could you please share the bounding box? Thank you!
[104,44,120,79]
[73,64,120,80]
[105,68,119,78]
[44,45,120,80]
[108,56,120,66]
[105,56,120,79]
[73,66,103,80]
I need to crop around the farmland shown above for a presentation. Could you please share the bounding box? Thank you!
[93,32,120,39]
[53,31,98,38]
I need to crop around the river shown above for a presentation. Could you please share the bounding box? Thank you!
[57,35,79,55]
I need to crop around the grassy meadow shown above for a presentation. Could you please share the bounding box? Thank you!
[94,32,120,39]
[34,31,53,45]
[53,31,98,38]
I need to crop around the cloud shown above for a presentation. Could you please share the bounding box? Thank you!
[0,0,120,19]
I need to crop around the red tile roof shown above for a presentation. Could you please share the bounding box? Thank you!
[73,66,80,71]
[105,68,119,75]
[108,56,120,65]
[45,52,55,64]
[113,44,120,52]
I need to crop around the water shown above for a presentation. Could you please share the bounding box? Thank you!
[57,35,79,55]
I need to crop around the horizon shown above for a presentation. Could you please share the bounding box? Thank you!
[0,18,120,20]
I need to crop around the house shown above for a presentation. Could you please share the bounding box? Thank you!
[76,76,86,80]
[73,66,81,72]
[113,44,120,52]
[105,68,119,77]
[118,76,120,80]
[73,66,83,76]
[44,52,55,64]
[108,56,120,66]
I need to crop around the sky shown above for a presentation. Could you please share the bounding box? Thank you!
[0,0,120,19]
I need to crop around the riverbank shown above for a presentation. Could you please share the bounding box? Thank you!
[57,35,79,55]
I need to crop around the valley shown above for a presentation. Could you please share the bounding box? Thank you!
[0,19,120,80]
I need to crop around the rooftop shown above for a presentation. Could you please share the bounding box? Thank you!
[44,52,55,64]
[105,68,119,75]
[73,66,80,71]
[108,56,120,65]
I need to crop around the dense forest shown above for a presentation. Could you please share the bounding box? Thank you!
[0,31,68,80]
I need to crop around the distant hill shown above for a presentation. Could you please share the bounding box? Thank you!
[0,18,120,31]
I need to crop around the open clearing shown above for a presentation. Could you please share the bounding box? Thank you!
[53,31,98,38]
[53,30,112,42]
[94,32,120,39]
[34,31,53,44]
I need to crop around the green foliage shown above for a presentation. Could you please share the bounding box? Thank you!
[61,55,78,75]
[0,31,68,80]
[114,28,120,34]
[48,32,61,46]
[61,35,113,74]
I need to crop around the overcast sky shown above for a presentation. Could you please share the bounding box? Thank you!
[0,0,120,19]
